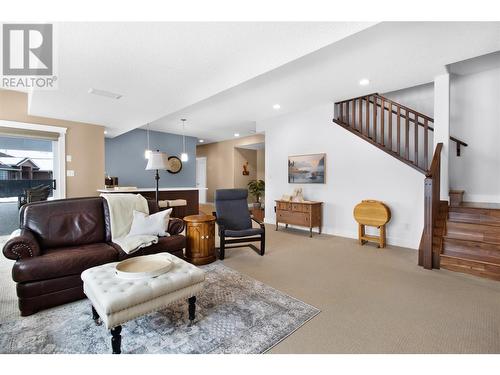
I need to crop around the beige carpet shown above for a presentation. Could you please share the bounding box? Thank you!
[202,202,500,353]
[2,222,500,353]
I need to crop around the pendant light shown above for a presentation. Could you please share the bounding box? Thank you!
[180,118,188,162]
[144,124,152,159]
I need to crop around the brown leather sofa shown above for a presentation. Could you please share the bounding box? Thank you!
[2,197,186,316]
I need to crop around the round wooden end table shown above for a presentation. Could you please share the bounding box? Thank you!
[183,214,217,265]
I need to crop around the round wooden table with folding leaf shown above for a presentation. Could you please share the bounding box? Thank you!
[353,200,391,248]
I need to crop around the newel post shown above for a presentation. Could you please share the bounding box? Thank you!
[421,177,434,269]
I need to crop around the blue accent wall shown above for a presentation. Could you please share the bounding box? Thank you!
[105,129,196,188]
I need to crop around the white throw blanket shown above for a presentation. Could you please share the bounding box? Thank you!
[101,193,158,254]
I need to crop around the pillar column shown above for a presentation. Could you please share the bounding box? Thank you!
[434,73,450,201]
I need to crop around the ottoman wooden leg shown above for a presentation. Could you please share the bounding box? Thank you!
[91,305,102,326]
[111,325,122,354]
[188,296,196,322]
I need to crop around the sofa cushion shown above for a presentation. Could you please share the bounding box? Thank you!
[128,209,172,237]
[16,274,83,298]
[115,235,186,260]
[224,228,264,237]
[21,197,107,249]
[13,243,118,283]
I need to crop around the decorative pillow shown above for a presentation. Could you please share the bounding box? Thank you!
[128,209,172,237]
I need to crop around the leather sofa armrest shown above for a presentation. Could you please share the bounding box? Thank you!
[168,218,185,235]
[3,229,41,260]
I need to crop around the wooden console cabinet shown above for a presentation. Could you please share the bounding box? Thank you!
[275,200,323,237]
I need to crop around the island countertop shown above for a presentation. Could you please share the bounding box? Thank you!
[96,187,206,217]
[97,187,206,193]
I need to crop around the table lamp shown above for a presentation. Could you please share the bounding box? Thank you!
[145,150,169,204]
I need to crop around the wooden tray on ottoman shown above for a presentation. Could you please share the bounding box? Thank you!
[115,253,173,279]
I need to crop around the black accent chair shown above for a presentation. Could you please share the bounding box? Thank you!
[18,184,51,209]
[213,189,265,260]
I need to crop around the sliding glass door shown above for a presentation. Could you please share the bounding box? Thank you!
[0,126,66,235]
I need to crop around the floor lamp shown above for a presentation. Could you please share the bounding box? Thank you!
[145,150,169,205]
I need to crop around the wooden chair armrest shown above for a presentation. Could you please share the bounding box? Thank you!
[251,217,265,229]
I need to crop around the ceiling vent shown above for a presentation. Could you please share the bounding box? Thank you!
[88,88,123,100]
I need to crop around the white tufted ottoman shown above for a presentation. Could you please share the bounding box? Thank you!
[81,253,205,354]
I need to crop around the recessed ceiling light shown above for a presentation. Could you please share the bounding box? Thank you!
[198,139,204,143]
[273,104,281,110]
[88,88,123,100]
[234,133,240,137]
[359,78,370,86]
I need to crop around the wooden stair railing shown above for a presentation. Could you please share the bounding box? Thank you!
[333,93,468,174]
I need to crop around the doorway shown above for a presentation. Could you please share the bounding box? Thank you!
[196,157,207,204]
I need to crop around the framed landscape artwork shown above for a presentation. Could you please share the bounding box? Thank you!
[288,153,326,184]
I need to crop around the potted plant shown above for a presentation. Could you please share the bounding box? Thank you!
[248,179,265,208]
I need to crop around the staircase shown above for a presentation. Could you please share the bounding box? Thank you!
[440,202,500,281]
[330,94,500,282]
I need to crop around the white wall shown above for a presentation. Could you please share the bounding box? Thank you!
[434,74,451,201]
[449,67,500,203]
[384,83,434,117]
[258,102,425,249]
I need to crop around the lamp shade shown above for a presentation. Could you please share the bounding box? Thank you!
[145,151,169,170]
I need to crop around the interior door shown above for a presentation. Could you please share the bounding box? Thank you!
[196,157,207,203]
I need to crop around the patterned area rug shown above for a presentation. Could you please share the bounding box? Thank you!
[0,261,319,354]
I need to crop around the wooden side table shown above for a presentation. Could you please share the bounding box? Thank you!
[353,200,391,248]
[184,214,216,265]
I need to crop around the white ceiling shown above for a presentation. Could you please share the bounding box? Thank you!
[27,22,375,137]
[149,22,500,143]
[25,22,500,143]
[448,50,500,76]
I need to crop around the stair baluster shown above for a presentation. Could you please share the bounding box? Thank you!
[405,109,410,161]
[365,96,370,137]
[414,112,419,168]
[397,106,401,157]
[388,101,393,152]
[358,98,363,134]
[380,98,385,146]
[424,118,429,168]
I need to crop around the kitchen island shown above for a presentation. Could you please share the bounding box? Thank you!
[97,187,205,217]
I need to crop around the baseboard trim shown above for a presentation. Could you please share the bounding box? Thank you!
[463,193,500,204]
[264,219,418,250]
